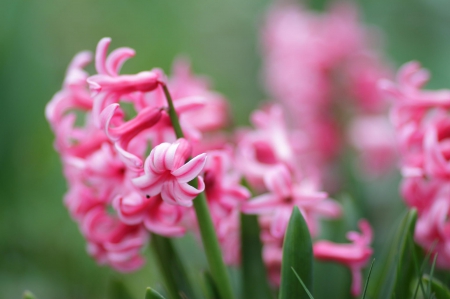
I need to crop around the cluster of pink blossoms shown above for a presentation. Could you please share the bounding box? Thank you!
[261,2,396,181]
[381,62,450,268]
[46,37,238,271]
[47,31,374,295]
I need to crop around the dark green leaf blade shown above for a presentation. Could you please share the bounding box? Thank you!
[422,275,450,299]
[372,209,418,299]
[151,234,197,299]
[241,213,273,299]
[108,278,135,299]
[145,287,167,299]
[279,206,313,299]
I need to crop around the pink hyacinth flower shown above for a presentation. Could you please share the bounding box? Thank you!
[87,38,162,125]
[132,138,206,207]
[82,207,148,272]
[100,103,162,170]
[113,192,187,237]
[242,164,341,238]
[314,220,373,297]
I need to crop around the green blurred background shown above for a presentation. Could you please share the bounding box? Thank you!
[2,0,450,298]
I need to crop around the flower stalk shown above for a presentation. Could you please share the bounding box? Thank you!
[161,83,235,299]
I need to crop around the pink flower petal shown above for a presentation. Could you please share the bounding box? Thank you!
[172,153,207,183]
[106,47,135,76]
[95,37,111,75]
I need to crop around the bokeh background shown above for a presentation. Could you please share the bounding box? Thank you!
[2,0,450,298]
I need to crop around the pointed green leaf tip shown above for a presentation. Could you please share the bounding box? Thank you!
[391,209,418,299]
[279,206,313,299]
[145,287,166,299]
[23,291,36,299]
[422,275,450,299]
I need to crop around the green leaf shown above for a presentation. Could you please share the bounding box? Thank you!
[146,287,167,299]
[291,267,314,299]
[108,278,135,299]
[151,234,196,299]
[391,209,418,299]
[362,259,375,299]
[422,275,450,299]
[372,209,418,299]
[279,206,313,299]
[241,213,273,299]
[200,271,220,299]
[23,291,37,299]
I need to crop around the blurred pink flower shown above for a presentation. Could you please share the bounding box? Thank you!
[82,207,148,272]
[242,164,340,238]
[314,220,373,296]
[114,192,187,237]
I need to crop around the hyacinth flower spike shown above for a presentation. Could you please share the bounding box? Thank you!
[313,220,373,297]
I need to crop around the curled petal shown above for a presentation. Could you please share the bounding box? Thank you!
[95,37,111,75]
[109,106,162,141]
[132,171,167,196]
[87,71,160,93]
[172,153,207,183]
[148,142,172,174]
[106,47,135,76]
[172,138,192,169]
[68,51,93,74]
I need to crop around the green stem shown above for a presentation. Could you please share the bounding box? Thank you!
[161,83,235,299]
[193,189,235,299]
[162,84,184,139]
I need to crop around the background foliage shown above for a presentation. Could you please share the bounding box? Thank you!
[2,0,450,298]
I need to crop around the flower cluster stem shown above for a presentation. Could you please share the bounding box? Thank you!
[161,83,235,299]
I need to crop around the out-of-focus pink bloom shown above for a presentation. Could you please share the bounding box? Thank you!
[132,138,206,207]
[236,105,298,189]
[414,185,450,268]
[242,164,340,238]
[262,241,283,285]
[82,207,148,272]
[261,2,394,182]
[204,150,250,219]
[314,220,373,297]
[114,192,187,237]
[423,112,450,179]
[401,177,441,214]
[169,58,230,132]
[143,58,229,143]
[348,115,397,176]
[46,51,93,127]
[386,62,450,271]
[202,150,250,265]
[346,54,392,113]
[380,62,450,114]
